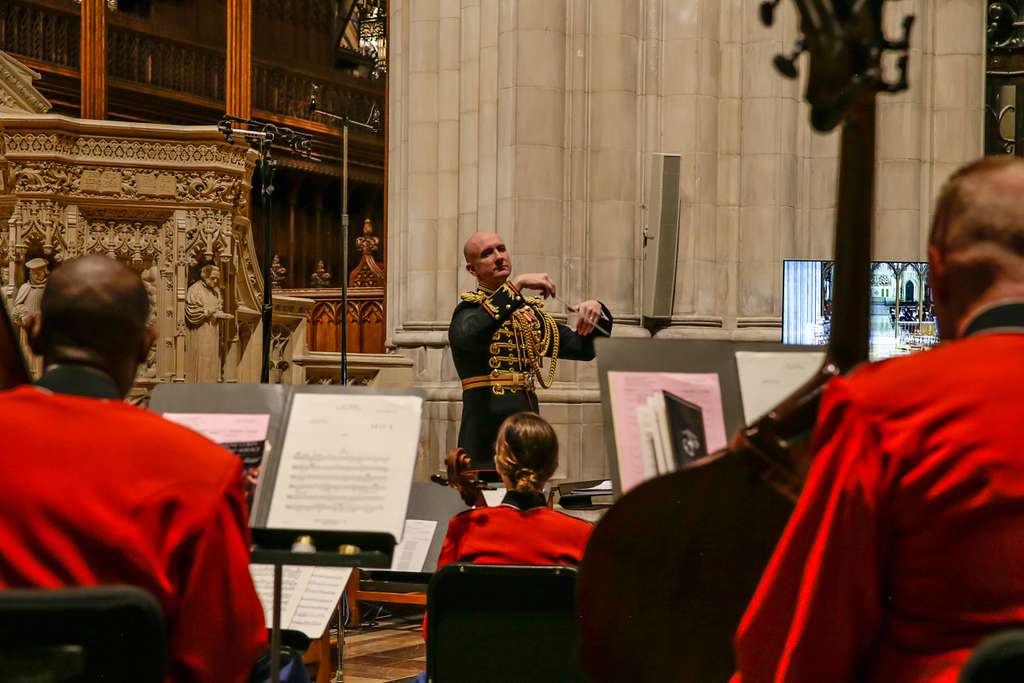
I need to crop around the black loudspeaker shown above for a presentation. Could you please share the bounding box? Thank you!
[642,153,682,320]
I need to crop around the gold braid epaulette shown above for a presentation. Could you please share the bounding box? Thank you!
[460,290,488,304]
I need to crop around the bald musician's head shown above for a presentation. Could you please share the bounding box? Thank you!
[463,231,511,290]
[27,255,155,398]
[929,157,1024,339]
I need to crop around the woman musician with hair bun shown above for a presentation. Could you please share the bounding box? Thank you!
[435,411,592,571]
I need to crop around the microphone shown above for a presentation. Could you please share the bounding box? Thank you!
[216,117,234,144]
[307,84,320,117]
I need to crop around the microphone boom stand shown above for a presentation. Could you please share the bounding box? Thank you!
[217,116,315,384]
[307,92,378,386]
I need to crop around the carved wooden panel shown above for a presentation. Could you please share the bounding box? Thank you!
[287,287,385,354]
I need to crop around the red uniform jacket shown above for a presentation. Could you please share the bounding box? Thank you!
[436,490,593,569]
[424,490,592,636]
[0,386,267,683]
[733,315,1024,683]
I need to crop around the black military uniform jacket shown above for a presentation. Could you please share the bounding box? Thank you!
[448,281,612,471]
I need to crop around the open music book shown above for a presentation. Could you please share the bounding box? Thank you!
[249,564,353,639]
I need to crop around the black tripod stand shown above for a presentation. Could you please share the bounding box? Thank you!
[217,116,315,383]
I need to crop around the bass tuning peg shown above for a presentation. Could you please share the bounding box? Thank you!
[884,15,915,51]
[759,0,782,27]
[881,54,910,93]
[773,38,805,80]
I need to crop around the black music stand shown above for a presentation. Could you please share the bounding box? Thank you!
[250,529,394,683]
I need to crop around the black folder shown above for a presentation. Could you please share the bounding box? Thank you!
[662,390,708,466]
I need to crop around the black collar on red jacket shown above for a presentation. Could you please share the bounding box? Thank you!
[963,301,1024,338]
[35,364,121,400]
[500,490,546,511]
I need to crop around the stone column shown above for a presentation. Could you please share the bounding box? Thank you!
[581,0,640,317]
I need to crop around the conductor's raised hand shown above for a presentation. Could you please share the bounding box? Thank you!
[575,299,603,335]
[511,272,556,298]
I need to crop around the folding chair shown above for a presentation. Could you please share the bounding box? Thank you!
[426,564,585,683]
[0,585,166,683]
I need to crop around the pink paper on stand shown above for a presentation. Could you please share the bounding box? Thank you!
[162,412,271,444]
[607,372,727,495]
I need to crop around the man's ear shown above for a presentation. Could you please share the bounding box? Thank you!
[465,261,477,278]
[26,314,44,356]
[136,324,157,363]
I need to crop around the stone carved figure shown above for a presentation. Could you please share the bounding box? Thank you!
[13,257,48,325]
[139,266,159,379]
[12,257,49,377]
[185,264,232,383]
[270,254,287,289]
[310,260,332,288]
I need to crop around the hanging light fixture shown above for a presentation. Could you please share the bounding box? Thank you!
[336,0,387,79]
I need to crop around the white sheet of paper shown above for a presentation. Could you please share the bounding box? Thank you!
[649,393,676,475]
[608,372,728,495]
[248,564,353,639]
[162,412,270,443]
[265,393,422,539]
[570,480,612,495]
[734,351,825,424]
[389,519,438,572]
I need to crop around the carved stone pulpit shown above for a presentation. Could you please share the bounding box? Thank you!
[0,112,265,398]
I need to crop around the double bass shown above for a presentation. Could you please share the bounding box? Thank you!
[577,2,914,681]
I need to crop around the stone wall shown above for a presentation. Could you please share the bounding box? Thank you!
[386,0,986,481]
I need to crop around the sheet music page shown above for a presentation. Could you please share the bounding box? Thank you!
[734,351,825,424]
[248,565,352,639]
[265,393,423,538]
[389,519,438,572]
[608,372,727,495]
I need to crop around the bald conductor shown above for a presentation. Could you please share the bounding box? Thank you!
[448,232,613,475]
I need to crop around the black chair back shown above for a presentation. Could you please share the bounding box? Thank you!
[426,563,584,683]
[0,585,166,683]
[959,630,1024,682]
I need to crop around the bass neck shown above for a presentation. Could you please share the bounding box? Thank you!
[826,93,876,372]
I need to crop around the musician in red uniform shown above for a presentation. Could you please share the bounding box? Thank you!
[0,255,266,683]
[435,412,593,570]
[732,156,1024,683]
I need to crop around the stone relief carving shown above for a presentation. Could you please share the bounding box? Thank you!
[0,51,51,115]
[13,200,69,261]
[0,114,260,393]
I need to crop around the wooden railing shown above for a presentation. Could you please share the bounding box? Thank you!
[108,26,226,102]
[2,2,80,70]
[252,61,380,125]
[3,0,384,123]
